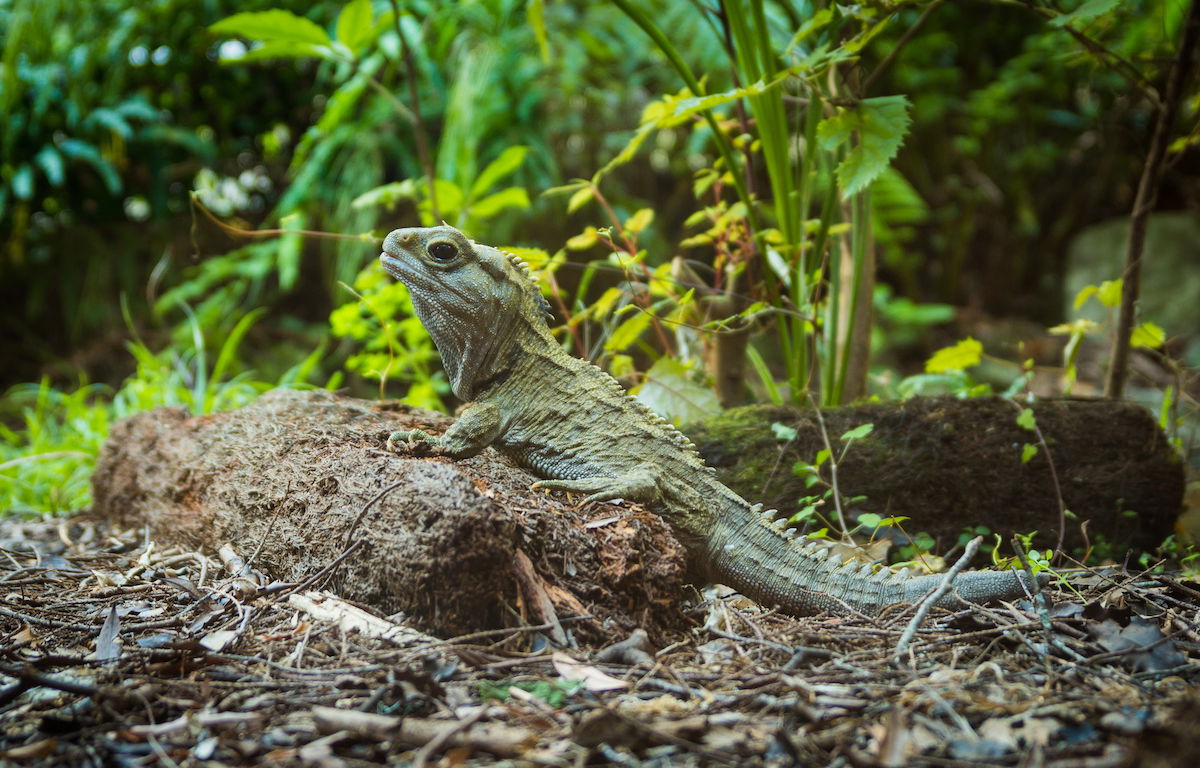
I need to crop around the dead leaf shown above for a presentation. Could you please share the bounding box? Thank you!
[551,651,629,691]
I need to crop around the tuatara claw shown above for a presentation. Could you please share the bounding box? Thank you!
[385,429,432,452]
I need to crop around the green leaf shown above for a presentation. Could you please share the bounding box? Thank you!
[632,357,721,424]
[840,423,874,441]
[818,95,911,198]
[468,187,530,219]
[85,107,133,139]
[469,146,529,199]
[604,308,653,352]
[277,212,304,291]
[567,186,594,213]
[1016,408,1037,431]
[1097,279,1122,307]
[857,512,882,530]
[925,337,982,373]
[624,208,654,233]
[210,10,332,47]
[771,422,798,441]
[670,75,787,120]
[527,0,550,62]
[1050,0,1121,27]
[814,448,831,468]
[1072,284,1097,310]
[57,138,122,195]
[226,41,328,62]
[1021,443,1039,464]
[351,180,416,210]
[11,164,34,200]
[1131,321,1166,349]
[336,0,374,53]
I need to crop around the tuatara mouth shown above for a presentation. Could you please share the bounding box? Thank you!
[379,252,405,278]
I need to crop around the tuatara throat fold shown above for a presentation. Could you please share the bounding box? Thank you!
[380,224,1040,616]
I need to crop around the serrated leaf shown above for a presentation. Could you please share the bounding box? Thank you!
[1131,321,1166,349]
[819,95,911,198]
[925,337,982,373]
[840,423,874,441]
[470,146,528,199]
[1097,279,1122,307]
[1021,443,1039,464]
[567,186,594,213]
[1050,0,1121,27]
[210,10,331,47]
[469,187,530,219]
[336,0,374,53]
[1016,407,1037,431]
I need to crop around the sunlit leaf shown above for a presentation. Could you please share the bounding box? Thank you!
[1097,279,1122,307]
[624,208,654,233]
[1131,321,1166,349]
[336,0,374,53]
[469,187,530,218]
[1072,284,1097,310]
[469,146,529,199]
[1016,408,1037,431]
[925,337,982,373]
[567,186,594,213]
[1021,443,1039,464]
[210,10,332,47]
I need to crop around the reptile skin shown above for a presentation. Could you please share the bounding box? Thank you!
[380,225,1037,616]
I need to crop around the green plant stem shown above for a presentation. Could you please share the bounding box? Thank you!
[608,0,757,233]
[1105,0,1200,397]
[388,0,439,221]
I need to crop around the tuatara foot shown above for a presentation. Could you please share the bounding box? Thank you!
[531,468,658,506]
[385,429,441,452]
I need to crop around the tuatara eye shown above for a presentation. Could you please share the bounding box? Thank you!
[428,242,458,262]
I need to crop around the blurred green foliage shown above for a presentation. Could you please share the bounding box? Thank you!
[1,0,1197,521]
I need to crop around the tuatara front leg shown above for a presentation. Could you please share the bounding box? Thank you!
[531,466,660,506]
[387,402,501,459]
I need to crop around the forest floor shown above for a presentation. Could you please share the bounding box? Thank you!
[1,516,1198,768]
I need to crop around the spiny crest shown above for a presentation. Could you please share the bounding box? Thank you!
[497,247,553,322]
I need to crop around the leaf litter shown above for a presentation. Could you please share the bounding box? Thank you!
[1,516,1198,767]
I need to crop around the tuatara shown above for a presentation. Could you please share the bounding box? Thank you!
[379,225,1038,616]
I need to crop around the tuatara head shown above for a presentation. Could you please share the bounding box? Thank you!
[380,225,550,399]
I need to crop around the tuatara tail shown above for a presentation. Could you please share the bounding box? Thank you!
[706,503,1041,615]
